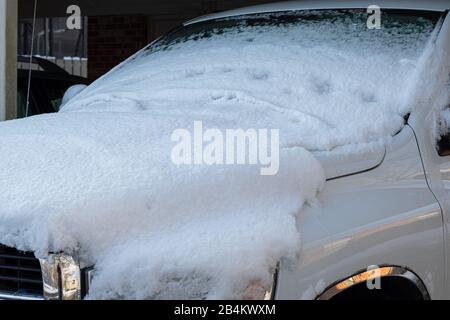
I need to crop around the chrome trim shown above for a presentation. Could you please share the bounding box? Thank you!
[316,266,430,300]
[84,268,95,296]
[0,292,44,301]
[39,255,60,300]
[265,265,279,300]
[39,254,81,300]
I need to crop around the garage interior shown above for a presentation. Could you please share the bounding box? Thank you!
[0,0,276,120]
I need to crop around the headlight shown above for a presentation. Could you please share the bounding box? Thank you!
[39,254,82,300]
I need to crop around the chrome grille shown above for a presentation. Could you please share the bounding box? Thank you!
[0,245,43,298]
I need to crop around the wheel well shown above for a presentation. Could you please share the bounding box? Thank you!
[317,266,430,300]
[331,276,425,300]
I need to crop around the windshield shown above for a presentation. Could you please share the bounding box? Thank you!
[148,10,438,53]
[61,9,441,150]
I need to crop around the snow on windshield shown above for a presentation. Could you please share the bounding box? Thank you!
[0,10,442,299]
[63,10,436,151]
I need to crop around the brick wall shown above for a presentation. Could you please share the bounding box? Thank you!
[88,15,148,81]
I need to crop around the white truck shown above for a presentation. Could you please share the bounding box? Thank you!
[0,0,449,300]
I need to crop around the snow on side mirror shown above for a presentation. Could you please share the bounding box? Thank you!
[60,84,87,111]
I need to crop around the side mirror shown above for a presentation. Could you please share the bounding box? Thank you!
[60,84,88,110]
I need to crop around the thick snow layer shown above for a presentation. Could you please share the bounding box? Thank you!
[0,113,324,299]
[0,11,440,299]
[61,84,88,109]
[63,12,434,152]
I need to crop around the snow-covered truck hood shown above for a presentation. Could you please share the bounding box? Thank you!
[0,111,386,300]
[0,112,326,299]
[0,111,385,255]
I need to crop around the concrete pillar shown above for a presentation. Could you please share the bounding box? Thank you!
[0,0,17,121]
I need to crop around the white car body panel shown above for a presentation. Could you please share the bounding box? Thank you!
[314,146,386,181]
[276,126,445,299]
[275,7,450,300]
[409,9,450,293]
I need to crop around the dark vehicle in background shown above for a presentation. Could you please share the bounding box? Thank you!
[17,56,89,118]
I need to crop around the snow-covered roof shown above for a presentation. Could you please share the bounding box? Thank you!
[185,0,449,25]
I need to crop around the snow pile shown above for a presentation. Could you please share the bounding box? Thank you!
[0,113,323,299]
[0,11,439,299]
[64,11,434,151]
[431,42,450,139]
[398,17,450,140]
[61,84,88,109]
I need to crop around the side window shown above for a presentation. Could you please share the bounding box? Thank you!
[438,132,450,157]
[437,107,450,157]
